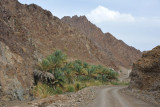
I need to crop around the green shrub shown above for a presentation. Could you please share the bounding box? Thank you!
[54,87,63,94]
[75,82,81,91]
[67,85,75,92]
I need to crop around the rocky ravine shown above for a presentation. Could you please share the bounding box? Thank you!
[0,0,141,102]
[128,46,160,105]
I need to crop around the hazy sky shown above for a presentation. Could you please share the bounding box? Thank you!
[18,0,160,51]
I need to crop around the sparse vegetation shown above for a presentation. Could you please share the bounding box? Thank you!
[75,82,80,91]
[110,81,129,85]
[66,85,75,92]
[33,50,119,98]
[33,82,55,98]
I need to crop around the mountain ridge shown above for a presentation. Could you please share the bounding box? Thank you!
[62,15,142,69]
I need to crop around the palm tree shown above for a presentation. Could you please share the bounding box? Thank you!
[99,68,118,82]
[34,50,67,88]
[83,62,89,68]
[37,59,51,72]
[62,62,75,84]
[46,50,67,69]
[74,60,83,66]
[53,68,65,89]
[52,50,67,68]
[73,63,87,81]
[33,69,55,86]
[107,69,118,80]
[86,65,97,80]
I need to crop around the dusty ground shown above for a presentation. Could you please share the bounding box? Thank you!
[3,86,101,107]
[87,86,158,107]
[25,85,157,107]
[3,87,159,107]
[122,88,160,106]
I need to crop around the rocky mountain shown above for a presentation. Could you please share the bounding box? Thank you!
[129,46,160,104]
[0,0,141,102]
[62,15,142,69]
[0,0,107,101]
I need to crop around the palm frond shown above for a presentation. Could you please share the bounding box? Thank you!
[33,70,55,82]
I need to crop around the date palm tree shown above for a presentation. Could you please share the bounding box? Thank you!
[53,68,65,89]
[86,65,97,80]
[34,50,67,88]
[62,62,75,84]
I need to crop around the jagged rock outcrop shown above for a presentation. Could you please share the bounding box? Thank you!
[129,46,160,104]
[129,46,160,90]
[62,15,142,69]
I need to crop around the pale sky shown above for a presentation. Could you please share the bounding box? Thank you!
[18,0,160,51]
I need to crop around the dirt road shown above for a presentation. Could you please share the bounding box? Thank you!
[87,86,157,107]
[86,67,157,107]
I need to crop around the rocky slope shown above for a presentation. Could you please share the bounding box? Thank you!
[4,86,102,107]
[62,15,142,69]
[129,46,160,105]
[0,0,109,101]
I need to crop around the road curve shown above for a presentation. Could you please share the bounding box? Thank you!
[87,86,157,107]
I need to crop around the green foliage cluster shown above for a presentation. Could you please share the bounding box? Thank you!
[66,85,75,92]
[33,50,119,98]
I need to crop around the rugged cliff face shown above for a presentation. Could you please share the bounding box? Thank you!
[62,15,142,69]
[129,46,160,104]
[129,46,160,90]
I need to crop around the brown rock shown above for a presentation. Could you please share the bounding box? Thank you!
[129,46,160,105]
[129,46,160,90]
